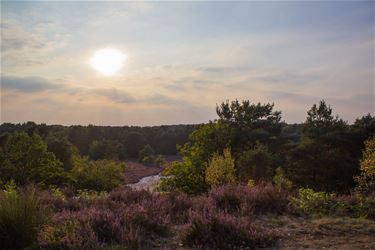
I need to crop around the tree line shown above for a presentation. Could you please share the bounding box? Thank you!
[0,99,374,194]
[159,100,375,194]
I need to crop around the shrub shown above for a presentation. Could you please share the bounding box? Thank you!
[154,155,166,167]
[139,144,155,164]
[0,185,47,250]
[205,148,236,187]
[355,136,375,195]
[70,158,126,192]
[0,132,66,187]
[290,188,336,215]
[182,210,278,249]
[158,160,208,194]
[39,189,171,249]
[209,184,288,216]
[331,194,375,219]
[273,167,293,190]
[237,142,273,183]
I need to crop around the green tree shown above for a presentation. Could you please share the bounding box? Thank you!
[88,140,121,160]
[0,132,65,187]
[303,100,347,138]
[139,144,155,164]
[123,132,147,158]
[286,101,357,193]
[160,100,282,194]
[355,136,375,194]
[216,99,282,152]
[70,157,126,192]
[237,142,273,183]
[158,159,207,194]
[273,167,293,190]
[46,136,78,171]
[205,148,236,186]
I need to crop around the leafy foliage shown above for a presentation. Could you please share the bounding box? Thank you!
[355,136,375,194]
[273,167,293,190]
[0,132,66,187]
[88,140,122,161]
[0,185,47,250]
[70,158,126,192]
[237,142,274,182]
[205,148,236,187]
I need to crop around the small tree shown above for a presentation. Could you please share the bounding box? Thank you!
[273,167,292,190]
[0,132,65,187]
[355,136,375,194]
[154,155,166,167]
[139,144,155,164]
[205,148,236,187]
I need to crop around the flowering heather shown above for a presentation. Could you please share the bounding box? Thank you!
[27,183,375,249]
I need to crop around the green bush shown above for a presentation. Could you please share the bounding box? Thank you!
[290,188,336,215]
[0,184,47,250]
[0,132,66,187]
[205,148,236,187]
[71,157,126,192]
[273,167,293,190]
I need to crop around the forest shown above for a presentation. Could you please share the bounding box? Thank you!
[0,99,374,249]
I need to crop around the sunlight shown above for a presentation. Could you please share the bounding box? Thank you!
[90,48,126,76]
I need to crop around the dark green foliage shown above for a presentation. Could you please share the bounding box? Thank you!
[290,188,375,219]
[161,100,283,194]
[287,100,361,193]
[46,136,78,171]
[159,160,208,194]
[0,132,66,187]
[88,140,122,160]
[139,144,155,163]
[237,142,274,183]
[0,185,47,250]
[123,132,147,158]
[70,158,126,192]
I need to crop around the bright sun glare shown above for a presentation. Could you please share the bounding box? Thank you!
[90,48,126,76]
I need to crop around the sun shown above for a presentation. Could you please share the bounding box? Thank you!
[90,48,126,76]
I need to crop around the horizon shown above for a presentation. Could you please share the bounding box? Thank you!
[1,1,374,126]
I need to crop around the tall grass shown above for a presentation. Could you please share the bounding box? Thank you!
[0,186,47,250]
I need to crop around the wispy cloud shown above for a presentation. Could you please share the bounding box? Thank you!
[1,75,63,92]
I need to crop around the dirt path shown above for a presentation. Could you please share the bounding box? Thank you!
[262,216,375,249]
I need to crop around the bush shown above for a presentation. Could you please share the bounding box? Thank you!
[0,185,47,250]
[355,136,375,195]
[182,210,278,249]
[0,132,66,187]
[205,148,236,187]
[71,158,126,192]
[209,183,288,215]
[38,194,170,249]
[158,160,208,194]
[334,194,375,219]
[290,188,336,215]
[273,167,293,190]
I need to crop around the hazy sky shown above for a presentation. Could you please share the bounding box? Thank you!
[1,1,374,126]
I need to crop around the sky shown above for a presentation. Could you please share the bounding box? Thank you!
[1,1,374,126]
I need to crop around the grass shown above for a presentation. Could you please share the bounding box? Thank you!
[0,186,47,250]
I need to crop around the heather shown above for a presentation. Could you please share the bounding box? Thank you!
[0,180,374,249]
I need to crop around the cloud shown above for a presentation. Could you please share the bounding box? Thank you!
[1,19,66,67]
[90,87,196,107]
[90,88,136,104]
[1,76,63,92]
[197,66,253,74]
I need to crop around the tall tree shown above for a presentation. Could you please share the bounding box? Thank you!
[0,132,65,186]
